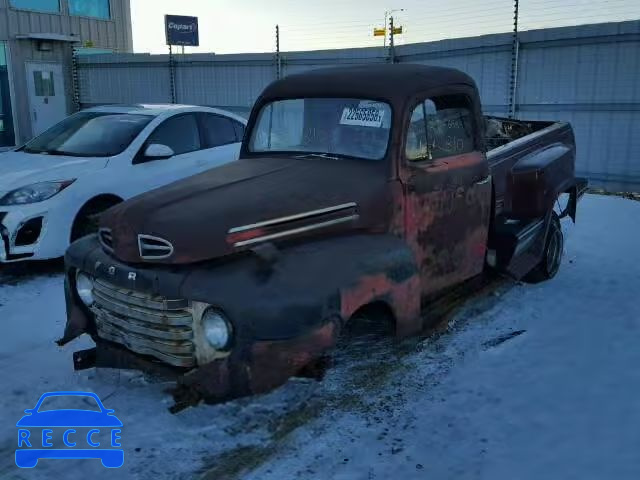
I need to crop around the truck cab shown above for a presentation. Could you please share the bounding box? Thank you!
[60,64,584,410]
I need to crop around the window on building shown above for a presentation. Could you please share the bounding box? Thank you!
[0,43,6,67]
[406,95,476,162]
[9,0,60,14]
[69,0,111,19]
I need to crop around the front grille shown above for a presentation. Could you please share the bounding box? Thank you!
[89,278,195,367]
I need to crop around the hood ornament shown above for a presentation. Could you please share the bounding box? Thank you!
[137,234,174,260]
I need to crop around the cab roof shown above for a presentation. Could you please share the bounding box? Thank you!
[257,64,477,106]
[83,104,204,116]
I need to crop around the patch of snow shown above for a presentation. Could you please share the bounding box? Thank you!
[0,194,638,479]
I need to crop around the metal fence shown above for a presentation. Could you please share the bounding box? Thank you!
[77,19,640,192]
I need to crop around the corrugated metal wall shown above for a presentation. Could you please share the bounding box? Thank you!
[0,0,132,51]
[0,0,133,142]
[515,22,640,192]
[77,20,640,192]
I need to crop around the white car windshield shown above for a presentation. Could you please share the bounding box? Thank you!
[249,98,392,161]
[23,112,152,157]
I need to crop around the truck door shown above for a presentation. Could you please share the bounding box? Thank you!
[401,94,492,297]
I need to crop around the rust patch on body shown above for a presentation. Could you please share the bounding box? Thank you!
[170,320,339,411]
[340,273,422,337]
[396,151,491,296]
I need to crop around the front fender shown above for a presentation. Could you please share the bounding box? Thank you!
[181,234,422,341]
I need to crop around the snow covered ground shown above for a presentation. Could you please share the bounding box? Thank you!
[0,194,638,480]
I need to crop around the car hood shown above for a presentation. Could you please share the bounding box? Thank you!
[102,156,394,264]
[0,150,108,197]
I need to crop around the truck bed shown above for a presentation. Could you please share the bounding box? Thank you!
[485,116,576,219]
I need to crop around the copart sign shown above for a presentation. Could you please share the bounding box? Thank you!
[165,14,199,46]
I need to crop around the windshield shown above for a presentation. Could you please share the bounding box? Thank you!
[23,112,152,157]
[249,98,392,161]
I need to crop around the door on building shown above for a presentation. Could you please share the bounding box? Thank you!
[0,41,15,147]
[25,62,67,137]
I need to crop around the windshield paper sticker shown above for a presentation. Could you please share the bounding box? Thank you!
[340,103,385,128]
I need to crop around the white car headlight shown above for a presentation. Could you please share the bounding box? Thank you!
[202,309,233,350]
[0,180,75,205]
[75,272,94,306]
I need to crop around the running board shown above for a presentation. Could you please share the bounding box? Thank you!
[490,215,549,279]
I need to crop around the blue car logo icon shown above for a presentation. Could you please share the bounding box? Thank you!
[16,391,123,468]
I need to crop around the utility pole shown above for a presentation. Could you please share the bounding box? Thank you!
[383,8,404,48]
[389,15,396,63]
[508,0,520,118]
[384,11,388,48]
[275,24,282,79]
[70,46,81,112]
[168,44,176,104]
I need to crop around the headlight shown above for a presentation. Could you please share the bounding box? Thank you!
[0,180,75,205]
[75,272,94,307]
[202,309,233,350]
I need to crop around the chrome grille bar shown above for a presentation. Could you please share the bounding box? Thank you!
[93,279,190,317]
[90,278,195,367]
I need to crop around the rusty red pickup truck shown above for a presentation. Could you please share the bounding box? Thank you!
[59,64,587,410]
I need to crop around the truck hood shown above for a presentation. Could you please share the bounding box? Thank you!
[0,150,108,197]
[101,156,393,264]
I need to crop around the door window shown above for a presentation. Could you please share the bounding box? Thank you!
[406,95,475,162]
[33,71,55,97]
[199,114,239,148]
[147,114,200,155]
[232,120,245,141]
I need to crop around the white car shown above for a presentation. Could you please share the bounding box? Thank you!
[0,104,247,263]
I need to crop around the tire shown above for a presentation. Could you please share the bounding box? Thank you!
[70,198,120,242]
[524,212,563,283]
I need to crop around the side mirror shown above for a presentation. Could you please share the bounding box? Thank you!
[144,143,174,160]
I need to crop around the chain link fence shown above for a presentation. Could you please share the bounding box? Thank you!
[74,1,640,191]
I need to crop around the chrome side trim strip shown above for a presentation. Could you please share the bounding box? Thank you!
[233,214,360,247]
[228,202,357,234]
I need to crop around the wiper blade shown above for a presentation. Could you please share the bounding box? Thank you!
[23,147,45,154]
[295,153,340,160]
[45,150,94,157]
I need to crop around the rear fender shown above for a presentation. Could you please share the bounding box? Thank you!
[558,177,588,223]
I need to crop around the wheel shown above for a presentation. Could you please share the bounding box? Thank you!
[70,198,121,242]
[524,212,563,283]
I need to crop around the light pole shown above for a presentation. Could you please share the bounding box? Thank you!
[384,8,404,47]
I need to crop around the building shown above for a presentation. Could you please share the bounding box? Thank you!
[0,0,133,147]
